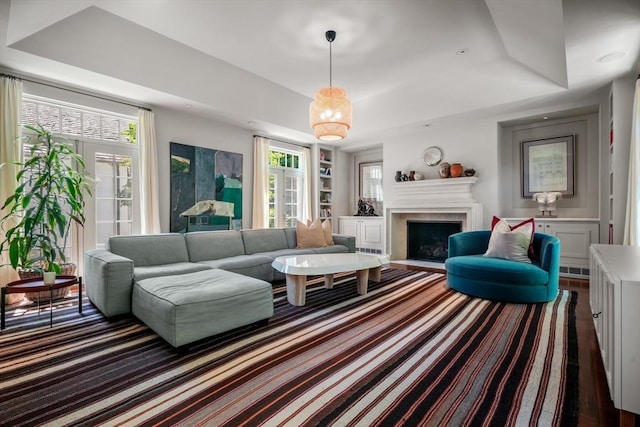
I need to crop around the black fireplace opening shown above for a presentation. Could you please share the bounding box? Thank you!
[406,220,463,262]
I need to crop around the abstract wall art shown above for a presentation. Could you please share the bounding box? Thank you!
[170,142,243,233]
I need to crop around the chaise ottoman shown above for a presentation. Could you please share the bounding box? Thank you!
[132,269,274,348]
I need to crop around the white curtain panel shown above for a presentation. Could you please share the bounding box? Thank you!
[0,75,23,303]
[138,109,161,234]
[302,146,312,222]
[623,78,640,246]
[252,136,270,229]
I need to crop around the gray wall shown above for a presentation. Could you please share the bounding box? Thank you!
[498,113,600,219]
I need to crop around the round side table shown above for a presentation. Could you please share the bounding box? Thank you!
[1,275,83,329]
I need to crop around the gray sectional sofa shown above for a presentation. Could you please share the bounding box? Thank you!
[84,227,355,347]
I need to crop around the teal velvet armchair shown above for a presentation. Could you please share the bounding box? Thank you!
[444,231,560,303]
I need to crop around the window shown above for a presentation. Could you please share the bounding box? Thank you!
[22,95,136,144]
[268,148,303,228]
[20,95,139,272]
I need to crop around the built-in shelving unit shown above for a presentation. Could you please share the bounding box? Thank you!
[318,146,333,221]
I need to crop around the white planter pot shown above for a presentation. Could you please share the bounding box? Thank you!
[43,272,56,285]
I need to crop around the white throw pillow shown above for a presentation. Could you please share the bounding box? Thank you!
[484,218,533,263]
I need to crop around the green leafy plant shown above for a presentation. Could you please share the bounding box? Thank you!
[0,124,92,274]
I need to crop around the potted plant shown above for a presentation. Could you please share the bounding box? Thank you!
[0,124,91,300]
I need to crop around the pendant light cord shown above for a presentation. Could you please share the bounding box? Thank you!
[329,40,332,88]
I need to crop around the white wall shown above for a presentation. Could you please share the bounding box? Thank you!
[382,117,499,228]
[153,106,254,232]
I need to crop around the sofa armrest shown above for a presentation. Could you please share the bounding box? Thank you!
[332,234,356,253]
[448,231,492,257]
[84,249,135,318]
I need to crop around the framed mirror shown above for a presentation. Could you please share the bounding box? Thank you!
[359,161,383,215]
[360,162,383,202]
[423,146,443,166]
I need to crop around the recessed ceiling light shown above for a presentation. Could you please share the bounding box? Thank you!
[457,48,470,55]
[597,51,627,63]
[184,104,192,108]
[543,116,549,120]
[247,121,256,125]
[424,123,432,127]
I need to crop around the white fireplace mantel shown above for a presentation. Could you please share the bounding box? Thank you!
[392,177,478,206]
[385,177,483,260]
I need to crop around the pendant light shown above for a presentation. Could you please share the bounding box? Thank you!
[309,30,352,141]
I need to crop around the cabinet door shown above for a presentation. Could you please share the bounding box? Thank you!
[539,221,598,271]
[621,281,640,414]
[339,218,359,244]
[360,220,383,248]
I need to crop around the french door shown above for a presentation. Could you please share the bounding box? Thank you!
[79,140,140,272]
[269,169,303,228]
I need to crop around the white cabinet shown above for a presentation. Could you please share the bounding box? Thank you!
[590,244,640,418]
[506,218,599,277]
[338,216,384,254]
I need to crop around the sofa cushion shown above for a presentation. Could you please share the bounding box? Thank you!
[197,254,275,282]
[107,234,189,267]
[185,230,245,262]
[311,244,349,254]
[283,228,297,249]
[446,255,548,286]
[132,269,273,347]
[241,229,289,254]
[296,218,327,248]
[254,248,315,260]
[134,262,212,281]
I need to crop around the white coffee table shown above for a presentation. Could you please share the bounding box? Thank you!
[272,253,387,306]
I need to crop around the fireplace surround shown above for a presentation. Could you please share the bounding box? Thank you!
[385,177,482,261]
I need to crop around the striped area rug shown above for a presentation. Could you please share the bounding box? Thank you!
[0,269,578,426]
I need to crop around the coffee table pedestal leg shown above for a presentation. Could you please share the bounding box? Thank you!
[324,274,334,289]
[286,274,308,306]
[356,269,370,295]
[369,266,382,283]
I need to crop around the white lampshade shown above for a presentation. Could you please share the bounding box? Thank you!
[309,87,352,141]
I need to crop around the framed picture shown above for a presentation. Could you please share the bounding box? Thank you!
[521,135,575,197]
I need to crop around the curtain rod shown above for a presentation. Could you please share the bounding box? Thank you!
[0,72,152,112]
[253,133,310,148]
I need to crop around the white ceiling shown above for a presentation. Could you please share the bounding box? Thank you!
[1,0,639,147]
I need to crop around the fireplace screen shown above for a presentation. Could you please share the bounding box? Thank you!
[406,220,462,262]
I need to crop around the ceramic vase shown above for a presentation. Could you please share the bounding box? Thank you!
[438,162,451,178]
[408,171,416,181]
[450,163,463,178]
[394,171,402,182]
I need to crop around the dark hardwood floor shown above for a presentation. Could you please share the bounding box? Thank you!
[390,263,622,427]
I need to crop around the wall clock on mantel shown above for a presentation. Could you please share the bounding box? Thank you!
[423,146,443,166]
